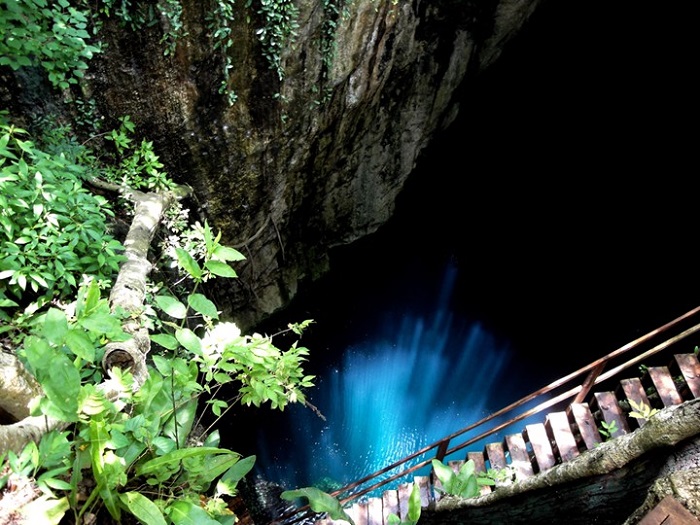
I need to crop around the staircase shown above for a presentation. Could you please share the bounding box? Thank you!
[274,307,700,525]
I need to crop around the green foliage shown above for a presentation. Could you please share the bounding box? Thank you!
[431,458,492,499]
[101,115,175,191]
[97,0,159,32]
[0,117,125,322]
[0,113,316,523]
[480,466,514,486]
[159,0,188,56]
[0,0,100,89]
[387,483,421,525]
[5,251,311,522]
[281,487,354,524]
[165,219,246,284]
[207,0,239,106]
[151,219,315,411]
[627,399,659,420]
[598,420,619,441]
[256,0,300,81]
[314,0,349,106]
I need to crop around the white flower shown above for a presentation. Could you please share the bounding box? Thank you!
[201,322,242,358]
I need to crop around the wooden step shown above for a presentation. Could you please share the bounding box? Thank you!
[368,497,383,525]
[348,500,369,525]
[484,442,507,471]
[504,433,535,480]
[672,353,700,399]
[398,482,413,521]
[590,391,629,438]
[382,489,399,523]
[567,402,602,450]
[414,476,433,510]
[545,411,580,462]
[618,377,652,427]
[522,423,556,473]
[644,366,683,407]
[639,494,700,524]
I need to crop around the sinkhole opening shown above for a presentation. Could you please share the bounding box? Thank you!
[220,259,546,498]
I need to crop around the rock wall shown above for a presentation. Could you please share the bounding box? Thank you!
[60,0,543,329]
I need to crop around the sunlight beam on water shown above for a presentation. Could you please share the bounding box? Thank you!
[252,262,515,492]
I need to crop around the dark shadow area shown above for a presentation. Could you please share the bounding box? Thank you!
[226,0,699,498]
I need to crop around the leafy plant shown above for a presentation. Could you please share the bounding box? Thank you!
[150,219,315,413]
[481,466,514,487]
[0,116,125,322]
[598,420,619,441]
[627,399,659,420]
[431,458,492,499]
[387,483,421,525]
[0,112,316,522]
[207,0,239,106]
[281,487,355,524]
[314,0,350,106]
[0,0,100,89]
[101,115,175,191]
[256,0,300,81]
[6,224,315,523]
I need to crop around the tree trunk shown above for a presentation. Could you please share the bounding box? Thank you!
[0,187,186,456]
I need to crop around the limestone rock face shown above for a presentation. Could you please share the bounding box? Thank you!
[85,0,542,329]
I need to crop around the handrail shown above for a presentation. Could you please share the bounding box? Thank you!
[274,305,700,524]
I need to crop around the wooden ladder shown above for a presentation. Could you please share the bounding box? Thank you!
[313,352,700,525]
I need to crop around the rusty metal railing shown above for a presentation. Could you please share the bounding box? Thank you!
[274,305,700,524]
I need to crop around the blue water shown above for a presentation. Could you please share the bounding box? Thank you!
[249,262,522,493]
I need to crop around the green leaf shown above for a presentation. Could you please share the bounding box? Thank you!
[187,293,219,319]
[41,353,81,420]
[79,310,123,336]
[407,483,422,522]
[220,454,255,484]
[281,487,354,523]
[119,492,167,525]
[18,496,69,525]
[460,475,478,498]
[65,329,96,362]
[151,354,173,376]
[167,500,220,525]
[431,459,455,489]
[77,278,102,318]
[136,447,236,477]
[204,260,237,278]
[23,336,52,373]
[458,459,476,479]
[39,475,73,491]
[175,328,201,354]
[152,437,177,456]
[42,308,68,345]
[212,245,245,262]
[202,220,216,255]
[175,248,202,279]
[153,295,188,319]
[150,333,179,350]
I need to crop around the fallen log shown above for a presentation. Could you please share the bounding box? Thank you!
[0,185,189,456]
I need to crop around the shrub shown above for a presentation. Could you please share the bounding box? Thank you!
[0,116,124,323]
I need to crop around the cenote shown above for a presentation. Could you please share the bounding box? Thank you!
[229,257,524,493]
[221,0,699,504]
